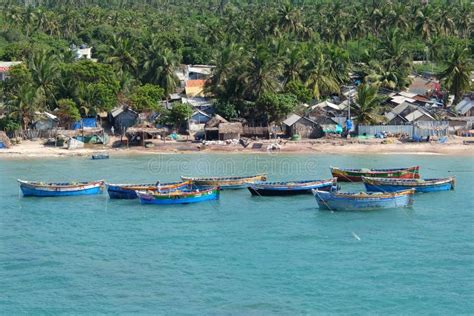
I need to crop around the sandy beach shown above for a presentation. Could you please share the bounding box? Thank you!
[1,136,473,158]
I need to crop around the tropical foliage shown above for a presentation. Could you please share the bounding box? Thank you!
[0,0,472,130]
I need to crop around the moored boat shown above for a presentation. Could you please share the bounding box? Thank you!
[91,153,109,160]
[106,181,191,199]
[312,188,415,211]
[248,178,336,196]
[137,187,220,205]
[362,177,455,193]
[330,166,420,182]
[181,174,267,189]
[18,179,104,197]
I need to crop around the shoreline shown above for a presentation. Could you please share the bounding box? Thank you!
[1,139,474,159]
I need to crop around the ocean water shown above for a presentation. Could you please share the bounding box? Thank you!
[1,153,473,314]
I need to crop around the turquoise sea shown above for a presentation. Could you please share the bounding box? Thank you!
[1,154,473,314]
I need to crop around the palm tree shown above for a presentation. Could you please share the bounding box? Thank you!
[352,83,386,125]
[276,2,303,35]
[438,46,473,104]
[143,47,179,97]
[304,50,339,100]
[282,44,307,84]
[106,35,138,78]
[238,47,283,101]
[7,85,45,130]
[28,49,59,110]
[206,43,243,99]
[415,6,437,41]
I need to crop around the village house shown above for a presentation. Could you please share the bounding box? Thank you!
[204,115,242,140]
[385,102,436,125]
[283,114,338,139]
[33,112,59,131]
[218,122,243,140]
[0,61,22,81]
[109,106,139,134]
[454,97,474,117]
[188,109,212,134]
[174,64,214,97]
[71,44,95,61]
[307,100,348,118]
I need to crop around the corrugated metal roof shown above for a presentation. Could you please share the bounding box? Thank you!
[282,114,302,126]
[391,95,416,104]
[455,98,474,115]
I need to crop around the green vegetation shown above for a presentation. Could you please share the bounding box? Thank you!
[0,0,472,130]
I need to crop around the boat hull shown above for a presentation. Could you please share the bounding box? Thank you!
[138,188,220,205]
[363,177,455,193]
[331,166,420,182]
[181,174,266,189]
[248,179,335,196]
[19,180,104,197]
[106,181,190,199]
[313,189,415,211]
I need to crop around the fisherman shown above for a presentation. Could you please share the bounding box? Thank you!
[155,180,161,192]
[344,117,353,138]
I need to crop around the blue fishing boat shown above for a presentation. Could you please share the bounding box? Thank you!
[18,179,104,197]
[106,181,191,199]
[248,178,336,196]
[137,187,220,205]
[312,188,415,211]
[362,177,455,193]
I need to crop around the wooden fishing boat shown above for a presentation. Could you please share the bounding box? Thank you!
[91,153,109,160]
[248,178,336,196]
[330,166,420,182]
[362,177,455,193]
[137,187,220,205]
[181,174,267,189]
[18,179,104,197]
[312,188,415,211]
[106,181,191,199]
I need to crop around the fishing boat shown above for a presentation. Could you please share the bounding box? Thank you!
[362,177,455,193]
[181,174,267,189]
[137,187,220,205]
[330,166,420,182]
[312,188,415,211]
[18,179,104,197]
[91,153,109,160]
[106,181,191,199]
[248,178,337,196]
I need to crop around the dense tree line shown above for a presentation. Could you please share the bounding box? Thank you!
[0,0,472,130]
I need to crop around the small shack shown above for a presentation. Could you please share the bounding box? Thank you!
[109,106,138,134]
[33,112,59,131]
[188,109,212,134]
[125,127,168,146]
[218,122,243,140]
[283,114,333,139]
[204,115,228,140]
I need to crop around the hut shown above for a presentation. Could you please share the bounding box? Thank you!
[204,115,228,140]
[109,106,138,134]
[33,112,59,131]
[125,126,168,146]
[218,122,243,140]
[188,109,212,134]
[283,114,335,139]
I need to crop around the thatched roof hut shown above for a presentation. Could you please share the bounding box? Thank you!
[125,127,169,146]
[0,131,12,148]
[205,115,228,129]
[218,122,243,140]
